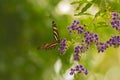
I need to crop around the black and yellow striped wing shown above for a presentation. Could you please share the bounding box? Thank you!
[52,21,60,41]
[37,21,60,50]
[37,40,59,50]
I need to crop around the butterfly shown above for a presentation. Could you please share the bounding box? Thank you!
[37,21,60,50]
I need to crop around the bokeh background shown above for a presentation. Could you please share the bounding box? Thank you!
[0,0,120,80]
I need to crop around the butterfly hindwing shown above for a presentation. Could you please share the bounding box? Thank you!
[38,41,59,50]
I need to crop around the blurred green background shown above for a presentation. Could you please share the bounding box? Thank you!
[0,0,72,80]
[0,0,120,80]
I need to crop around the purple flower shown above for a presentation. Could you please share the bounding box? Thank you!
[106,38,113,46]
[112,36,120,46]
[73,45,85,61]
[72,20,79,29]
[70,68,75,75]
[70,64,88,76]
[73,53,80,61]
[84,31,99,46]
[58,38,67,54]
[112,12,119,19]
[67,20,84,34]
[111,12,120,31]
[74,46,80,53]
[96,42,108,53]
[74,45,84,53]
[84,69,88,75]
[106,36,120,47]
[76,26,84,34]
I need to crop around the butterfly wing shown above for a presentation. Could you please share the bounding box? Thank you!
[52,21,60,41]
[38,21,60,50]
[37,41,59,50]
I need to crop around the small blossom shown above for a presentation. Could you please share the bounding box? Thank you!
[76,26,84,34]
[112,36,120,46]
[112,12,119,19]
[84,69,88,75]
[74,45,84,53]
[106,38,113,46]
[74,46,80,53]
[70,68,75,75]
[73,53,80,61]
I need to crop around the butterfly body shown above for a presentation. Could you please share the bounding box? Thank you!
[38,21,60,50]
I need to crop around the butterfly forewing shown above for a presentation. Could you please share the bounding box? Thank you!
[52,21,60,41]
[38,21,60,50]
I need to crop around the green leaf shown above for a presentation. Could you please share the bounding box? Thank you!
[71,0,88,5]
[75,12,91,16]
[81,3,92,13]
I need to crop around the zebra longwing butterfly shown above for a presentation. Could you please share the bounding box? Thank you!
[37,21,60,50]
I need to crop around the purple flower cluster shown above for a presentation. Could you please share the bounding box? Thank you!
[67,20,84,34]
[83,31,99,50]
[111,12,120,31]
[96,42,108,53]
[73,31,100,60]
[95,36,120,53]
[70,64,88,75]
[58,38,67,54]
[73,45,84,61]
[84,31,99,45]
[67,17,120,76]
[106,36,120,47]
